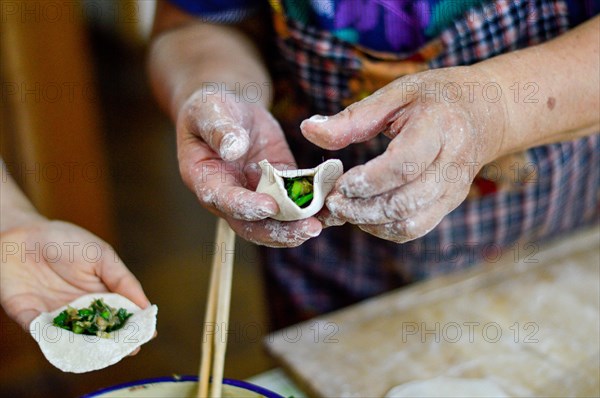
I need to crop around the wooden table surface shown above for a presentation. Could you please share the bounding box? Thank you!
[266,226,600,397]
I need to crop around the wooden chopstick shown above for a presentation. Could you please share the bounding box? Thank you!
[198,236,220,396]
[198,218,236,398]
[210,219,235,398]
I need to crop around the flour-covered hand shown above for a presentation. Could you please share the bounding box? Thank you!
[301,67,507,243]
[177,90,322,247]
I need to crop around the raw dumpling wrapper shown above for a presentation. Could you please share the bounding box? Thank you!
[29,293,158,373]
[256,159,343,221]
[385,377,508,397]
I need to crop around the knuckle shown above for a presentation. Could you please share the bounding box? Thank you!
[389,220,422,242]
[360,224,399,242]
[195,185,219,209]
[384,192,417,220]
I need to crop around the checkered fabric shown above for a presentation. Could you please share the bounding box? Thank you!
[431,0,570,67]
[276,19,361,115]
[263,0,600,329]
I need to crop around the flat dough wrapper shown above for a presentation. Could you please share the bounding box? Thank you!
[256,159,343,221]
[385,377,509,397]
[29,293,158,373]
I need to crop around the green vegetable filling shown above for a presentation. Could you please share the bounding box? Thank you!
[284,176,314,208]
[53,298,132,338]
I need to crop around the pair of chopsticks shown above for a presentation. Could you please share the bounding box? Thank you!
[198,218,236,398]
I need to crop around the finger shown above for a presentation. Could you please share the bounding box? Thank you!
[300,85,410,150]
[128,331,157,356]
[315,207,346,228]
[326,172,445,224]
[191,160,278,221]
[179,94,250,161]
[3,294,45,331]
[229,217,322,248]
[243,109,295,169]
[96,250,151,309]
[129,347,141,356]
[335,122,442,198]
[19,309,41,331]
[358,201,450,243]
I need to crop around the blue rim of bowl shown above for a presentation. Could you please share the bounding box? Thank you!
[81,375,285,398]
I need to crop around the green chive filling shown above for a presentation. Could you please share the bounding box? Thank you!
[53,298,132,338]
[284,176,314,208]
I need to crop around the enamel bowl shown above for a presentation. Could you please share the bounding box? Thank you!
[82,375,284,398]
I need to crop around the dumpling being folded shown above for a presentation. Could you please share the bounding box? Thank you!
[256,159,343,221]
[29,293,158,373]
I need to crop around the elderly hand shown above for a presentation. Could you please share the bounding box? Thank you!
[176,90,322,247]
[0,220,150,331]
[301,66,506,243]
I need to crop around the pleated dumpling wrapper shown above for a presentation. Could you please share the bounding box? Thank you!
[256,159,343,221]
[29,293,158,373]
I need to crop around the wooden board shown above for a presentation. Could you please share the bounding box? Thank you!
[266,227,600,397]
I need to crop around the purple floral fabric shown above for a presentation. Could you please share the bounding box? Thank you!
[169,0,599,53]
[333,0,430,51]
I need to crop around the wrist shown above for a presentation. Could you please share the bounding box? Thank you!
[0,208,47,234]
[456,64,511,164]
[411,65,511,164]
[180,80,271,109]
[1,162,48,233]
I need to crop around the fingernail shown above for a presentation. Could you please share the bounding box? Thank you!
[300,115,328,133]
[307,227,322,238]
[308,115,329,123]
[302,219,322,238]
[257,206,277,218]
[220,133,246,161]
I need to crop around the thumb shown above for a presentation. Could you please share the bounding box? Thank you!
[97,249,151,309]
[179,93,251,162]
[300,86,407,150]
[1,296,42,331]
[20,309,41,332]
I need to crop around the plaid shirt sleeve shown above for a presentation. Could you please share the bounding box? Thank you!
[167,0,263,23]
[565,0,600,26]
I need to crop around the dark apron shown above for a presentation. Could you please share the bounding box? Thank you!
[261,0,600,329]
